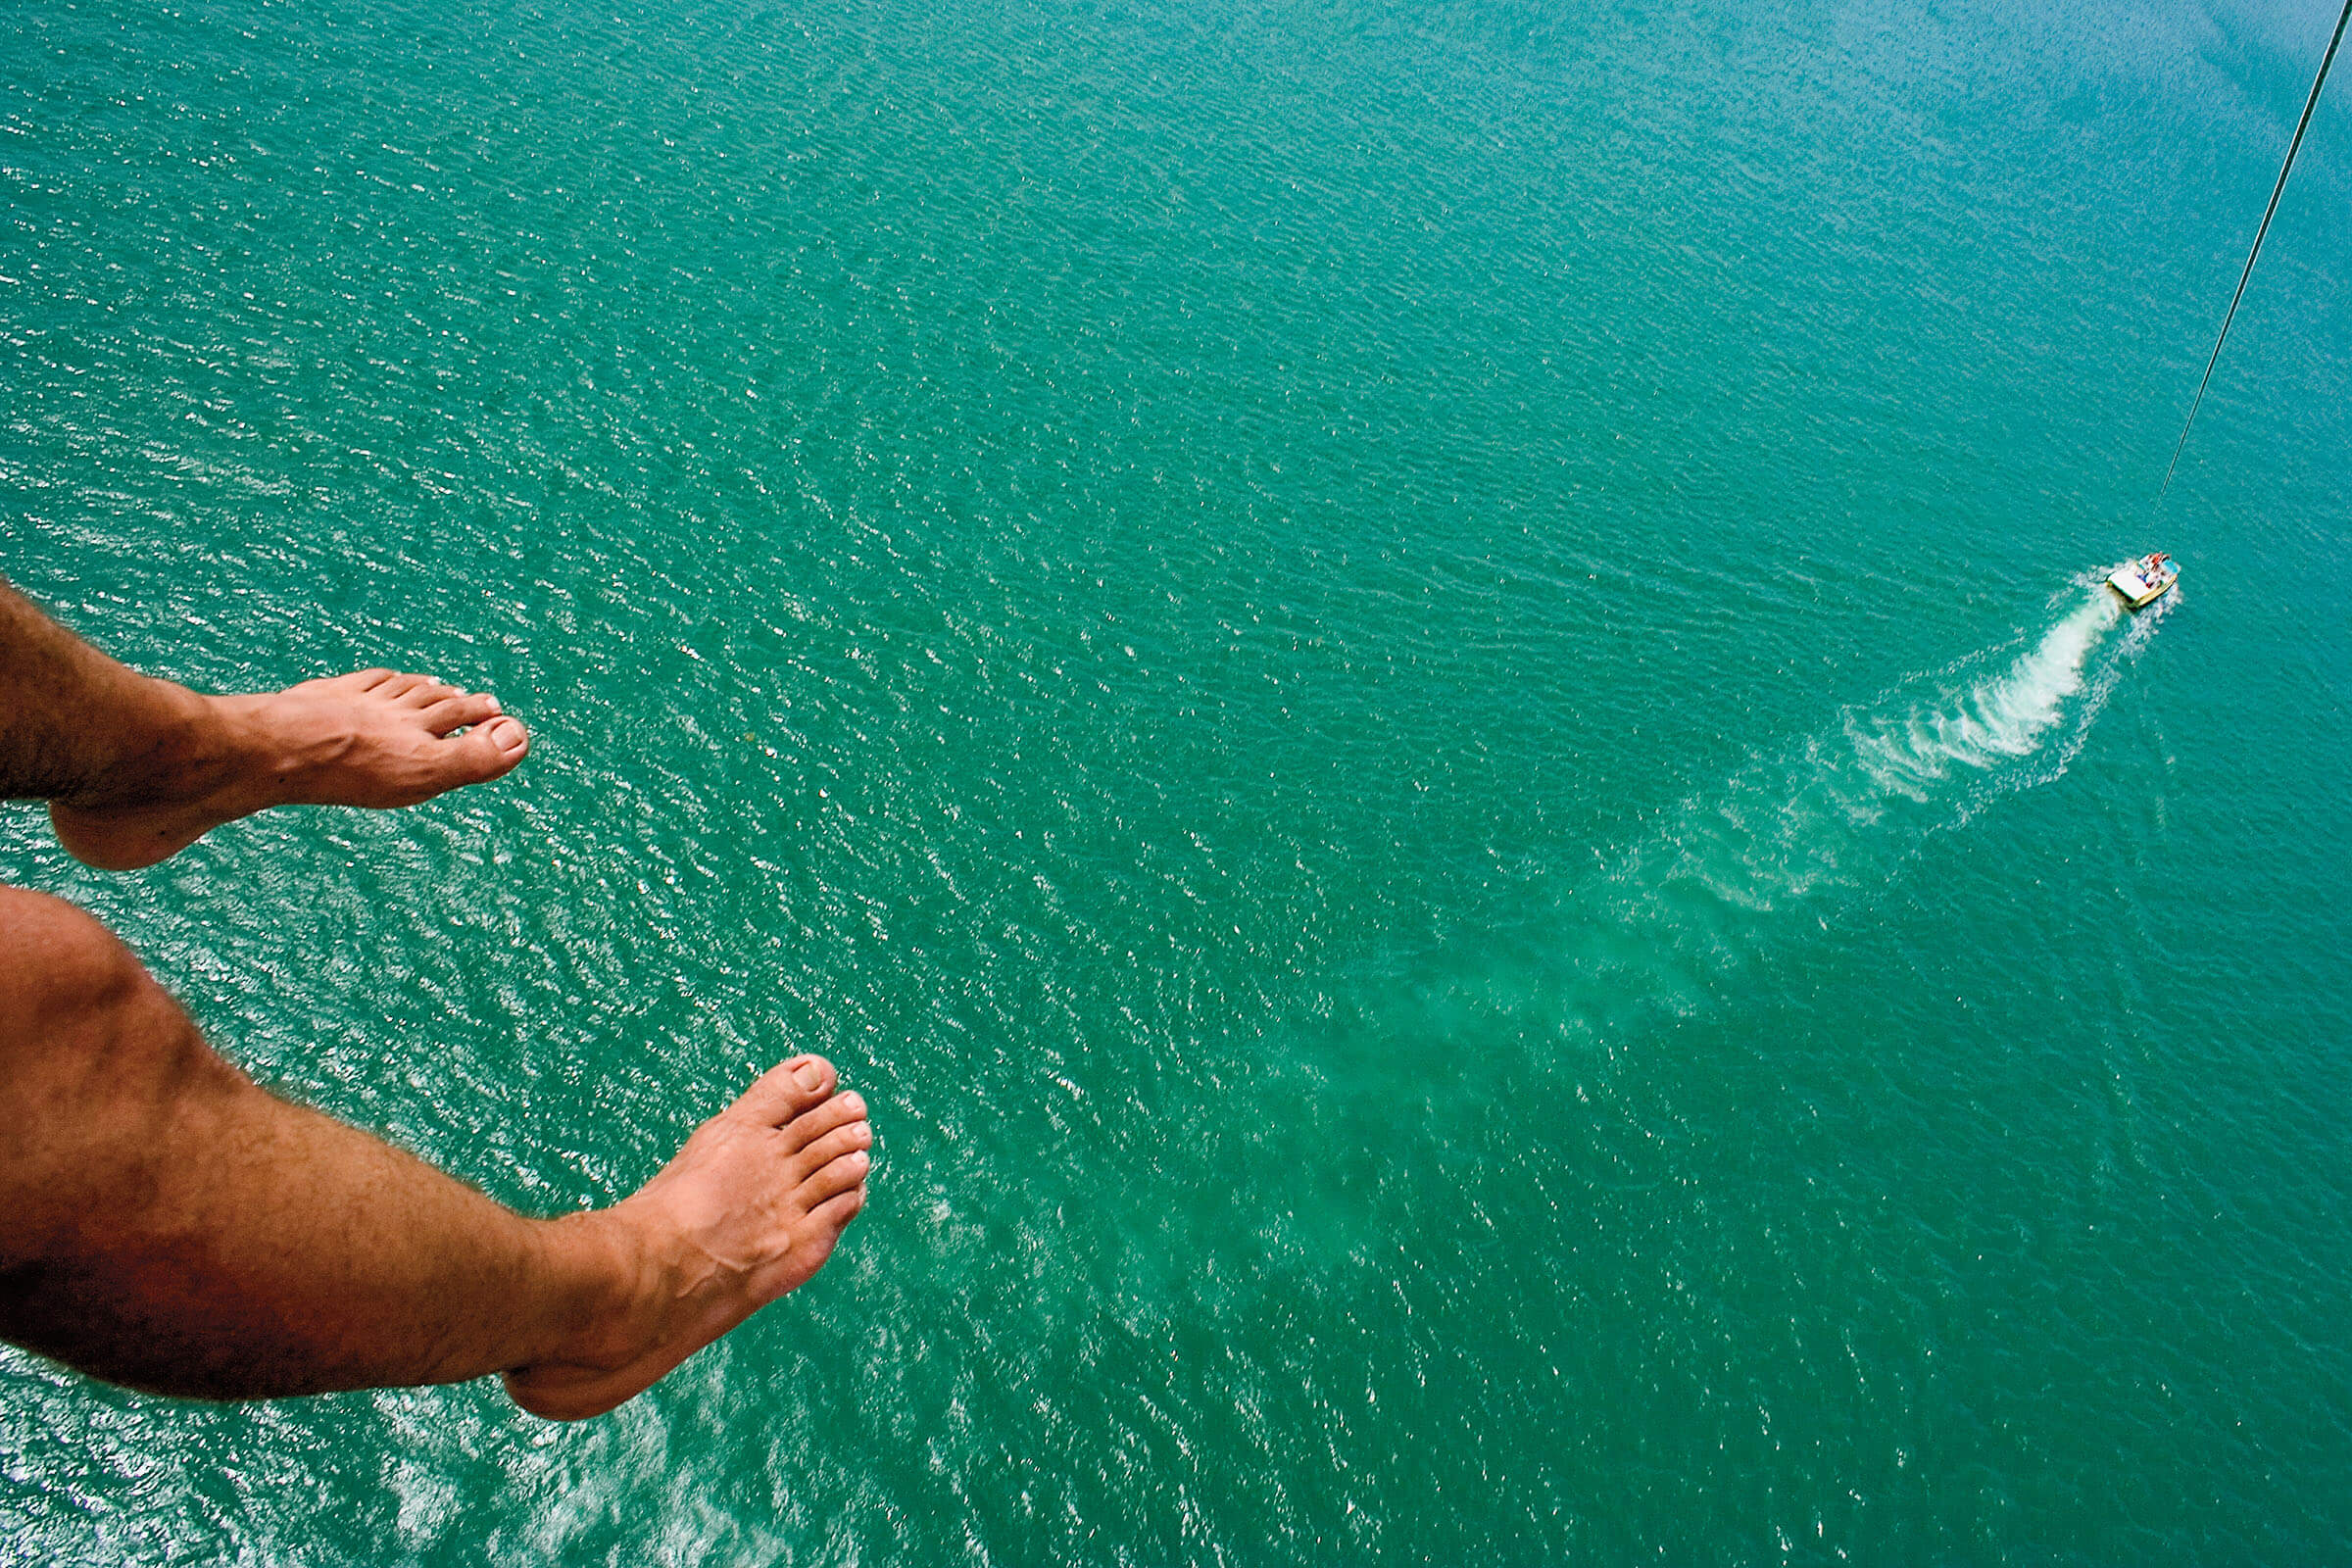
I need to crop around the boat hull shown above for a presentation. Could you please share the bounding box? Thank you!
[2107,564,2177,610]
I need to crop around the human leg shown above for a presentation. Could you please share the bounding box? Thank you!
[0,574,530,869]
[0,885,870,1417]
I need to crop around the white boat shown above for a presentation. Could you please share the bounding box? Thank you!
[2107,553,2179,610]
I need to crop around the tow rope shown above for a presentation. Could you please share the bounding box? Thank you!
[2159,0,2352,504]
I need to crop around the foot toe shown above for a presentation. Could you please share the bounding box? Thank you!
[434,714,529,786]
[398,679,462,710]
[808,1187,866,1230]
[418,691,503,737]
[376,671,432,700]
[803,1151,870,1204]
[735,1054,838,1126]
[779,1091,866,1154]
[794,1119,873,1173]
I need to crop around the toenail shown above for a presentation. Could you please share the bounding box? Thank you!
[792,1061,823,1092]
[840,1093,865,1116]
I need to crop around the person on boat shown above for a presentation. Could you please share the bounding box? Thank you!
[0,573,872,1420]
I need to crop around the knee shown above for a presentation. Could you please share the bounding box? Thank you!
[0,886,220,1122]
[0,888,228,1248]
[0,886,151,1053]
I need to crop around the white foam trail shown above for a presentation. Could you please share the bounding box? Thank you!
[1633,571,2157,920]
[1485,567,2177,1043]
[1376,567,2176,1054]
[1851,592,2114,795]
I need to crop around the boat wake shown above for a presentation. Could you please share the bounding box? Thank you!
[1634,566,2161,916]
[1397,567,2175,1050]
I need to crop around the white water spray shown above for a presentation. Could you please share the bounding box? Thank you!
[1399,568,2176,1047]
[1613,568,2165,944]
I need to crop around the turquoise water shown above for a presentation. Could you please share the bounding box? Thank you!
[5,0,2351,1557]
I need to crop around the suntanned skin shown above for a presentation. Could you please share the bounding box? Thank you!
[0,576,869,1419]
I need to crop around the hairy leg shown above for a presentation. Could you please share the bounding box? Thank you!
[0,575,529,869]
[0,886,870,1416]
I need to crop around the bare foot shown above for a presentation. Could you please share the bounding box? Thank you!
[504,1054,872,1421]
[50,669,530,870]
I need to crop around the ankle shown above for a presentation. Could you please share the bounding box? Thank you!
[519,1207,673,1373]
[52,682,255,812]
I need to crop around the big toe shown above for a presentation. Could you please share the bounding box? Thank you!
[436,714,530,786]
[734,1054,839,1127]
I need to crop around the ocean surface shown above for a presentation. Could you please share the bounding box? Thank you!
[5,0,2350,1558]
